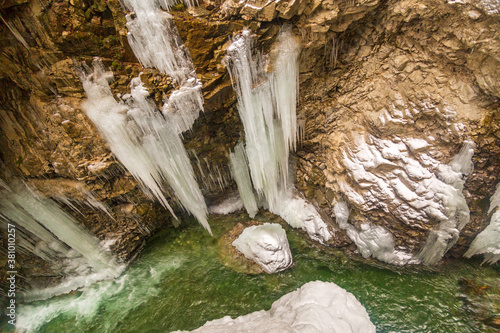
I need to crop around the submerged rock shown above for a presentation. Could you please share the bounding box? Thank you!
[173,280,376,333]
[232,223,293,274]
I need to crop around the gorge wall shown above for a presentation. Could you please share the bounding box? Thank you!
[1,0,499,294]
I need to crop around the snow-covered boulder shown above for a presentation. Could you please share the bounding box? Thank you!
[173,281,376,333]
[232,223,293,274]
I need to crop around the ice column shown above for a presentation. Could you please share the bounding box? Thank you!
[229,142,259,218]
[464,183,500,264]
[225,28,332,243]
[124,0,204,134]
[80,61,211,234]
[0,181,122,296]
[225,28,300,211]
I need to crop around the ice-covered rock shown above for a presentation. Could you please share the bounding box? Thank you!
[334,201,413,265]
[271,191,333,244]
[232,223,293,274]
[464,183,500,264]
[173,281,376,333]
[340,135,474,265]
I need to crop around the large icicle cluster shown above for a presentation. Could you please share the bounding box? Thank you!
[79,0,212,232]
[124,0,203,134]
[464,183,500,264]
[225,29,293,210]
[225,28,332,243]
[173,281,376,333]
[80,61,211,234]
[0,181,123,300]
[339,135,475,265]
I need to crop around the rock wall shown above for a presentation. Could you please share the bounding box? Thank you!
[0,0,499,292]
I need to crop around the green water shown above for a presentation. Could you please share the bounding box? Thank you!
[13,213,500,332]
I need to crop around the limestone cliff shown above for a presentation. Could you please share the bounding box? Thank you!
[0,0,499,293]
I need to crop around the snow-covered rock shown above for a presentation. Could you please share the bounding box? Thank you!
[334,201,414,266]
[339,135,474,265]
[173,281,376,333]
[271,191,333,245]
[232,223,293,274]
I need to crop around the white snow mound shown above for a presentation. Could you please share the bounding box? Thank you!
[173,281,376,333]
[232,223,293,274]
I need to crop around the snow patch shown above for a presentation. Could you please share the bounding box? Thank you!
[208,195,244,215]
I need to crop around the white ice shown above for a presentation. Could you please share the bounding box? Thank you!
[0,181,124,301]
[224,27,299,212]
[464,183,500,264]
[80,61,211,234]
[229,142,259,218]
[225,28,331,243]
[232,223,293,274]
[173,281,376,333]
[340,135,474,265]
[271,191,333,245]
[334,201,413,265]
[124,0,204,135]
[208,194,244,215]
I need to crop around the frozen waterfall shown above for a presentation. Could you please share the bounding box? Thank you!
[124,0,203,134]
[79,61,211,234]
[78,0,212,233]
[464,182,500,264]
[225,28,332,243]
[0,181,123,301]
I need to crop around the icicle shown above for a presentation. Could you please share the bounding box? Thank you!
[273,26,301,157]
[0,182,119,271]
[225,28,334,243]
[79,61,211,234]
[224,28,295,210]
[124,0,203,134]
[229,143,258,218]
[464,183,500,264]
[0,181,124,300]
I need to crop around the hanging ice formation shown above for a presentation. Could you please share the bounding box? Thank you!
[80,61,211,234]
[124,0,203,134]
[228,142,259,218]
[464,182,500,264]
[79,0,212,233]
[415,141,475,265]
[225,28,332,244]
[0,181,123,300]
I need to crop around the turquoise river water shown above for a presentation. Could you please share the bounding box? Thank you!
[7,212,500,332]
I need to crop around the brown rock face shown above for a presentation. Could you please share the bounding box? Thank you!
[0,0,499,296]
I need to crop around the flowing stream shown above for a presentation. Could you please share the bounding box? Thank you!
[12,213,500,333]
